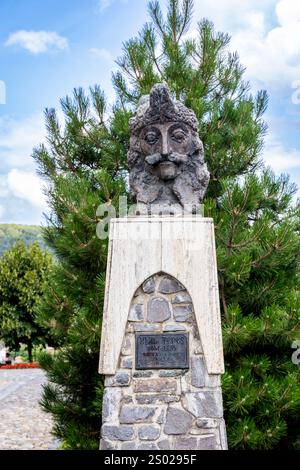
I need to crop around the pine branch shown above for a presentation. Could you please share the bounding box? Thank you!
[178,0,194,41]
[148,1,166,39]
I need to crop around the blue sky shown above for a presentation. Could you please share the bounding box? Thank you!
[0,0,300,225]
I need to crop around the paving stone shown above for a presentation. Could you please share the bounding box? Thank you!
[193,342,203,355]
[159,370,186,377]
[219,418,228,449]
[164,407,193,435]
[102,424,134,441]
[191,356,206,388]
[121,442,137,450]
[119,406,156,424]
[122,395,133,404]
[148,297,171,322]
[174,435,217,450]
[156,409,165,424]
[158,277,184,294]
[196,418,218,429]
[134,323,161,332]
[134,378,177,393]
[183,391,223,418]
[121,335,133,355]
[138,425,160,440]
[197,435,218,450]
[128,304,144,321]
[175,436,195,450]
[135,394,179,404]
[172,293,192,304]
[104,371,130,387]
[158,439,171,450]
[0,370,58,450]
[101,439,115,450]
[136,442,158,450]
[133,371,153,378]
[142,277,156,294]
[48,439,61,450]
[102,388,122,422]
[173,305,193,322]
[121,356,133,369]
[163,324,186,332]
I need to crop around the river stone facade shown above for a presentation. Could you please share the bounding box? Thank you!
[100,273,227,450]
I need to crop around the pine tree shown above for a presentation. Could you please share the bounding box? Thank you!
[34,0,300,449]
[33,88,127,449]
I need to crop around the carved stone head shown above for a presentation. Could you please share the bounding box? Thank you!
[128,83,210,214]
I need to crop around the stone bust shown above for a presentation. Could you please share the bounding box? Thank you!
[128,83,210,215]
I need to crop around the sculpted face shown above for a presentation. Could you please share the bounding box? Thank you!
[128,83,210,214]
[140,122,193,181]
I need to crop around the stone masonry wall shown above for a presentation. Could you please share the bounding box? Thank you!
[100,273,227,450]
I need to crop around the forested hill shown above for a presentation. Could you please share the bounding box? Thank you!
[0,224,48,256]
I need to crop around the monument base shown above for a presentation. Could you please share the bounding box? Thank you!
[99,217,227,450]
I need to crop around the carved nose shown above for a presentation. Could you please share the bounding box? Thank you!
[161,137,169,158]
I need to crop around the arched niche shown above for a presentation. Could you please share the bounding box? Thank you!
[123,271,202,370]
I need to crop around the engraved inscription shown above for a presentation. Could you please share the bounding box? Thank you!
[135,333,189,369]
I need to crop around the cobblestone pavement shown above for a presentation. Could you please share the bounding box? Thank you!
[0,369,60,450]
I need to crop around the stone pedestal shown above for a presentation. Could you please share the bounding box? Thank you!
[99,216,227,450]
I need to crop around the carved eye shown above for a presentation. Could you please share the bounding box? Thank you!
[171,129,187,143]
[144,131,159,145]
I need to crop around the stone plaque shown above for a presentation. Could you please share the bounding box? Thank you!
[135,333,189,369]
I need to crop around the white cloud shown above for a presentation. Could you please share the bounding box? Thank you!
[5,30,68,54]
[192,0,276,33]
[0,80,6,105]
[7,169,47,208]
[0,113,49,223]
[98,0,112,13]
[263,134,300,171]
[97,0,128,14]
[90,47,113,61]
[276,0,300,26]
[0,175,9,198]
[190,0,300,89]
[0,113,45,170]
[230,19,300,88]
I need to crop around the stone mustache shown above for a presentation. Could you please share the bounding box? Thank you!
[128,83,210,215]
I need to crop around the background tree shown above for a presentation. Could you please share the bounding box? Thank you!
[34,0,300,449]
[0,241,52,362]
[0,224,47,256]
